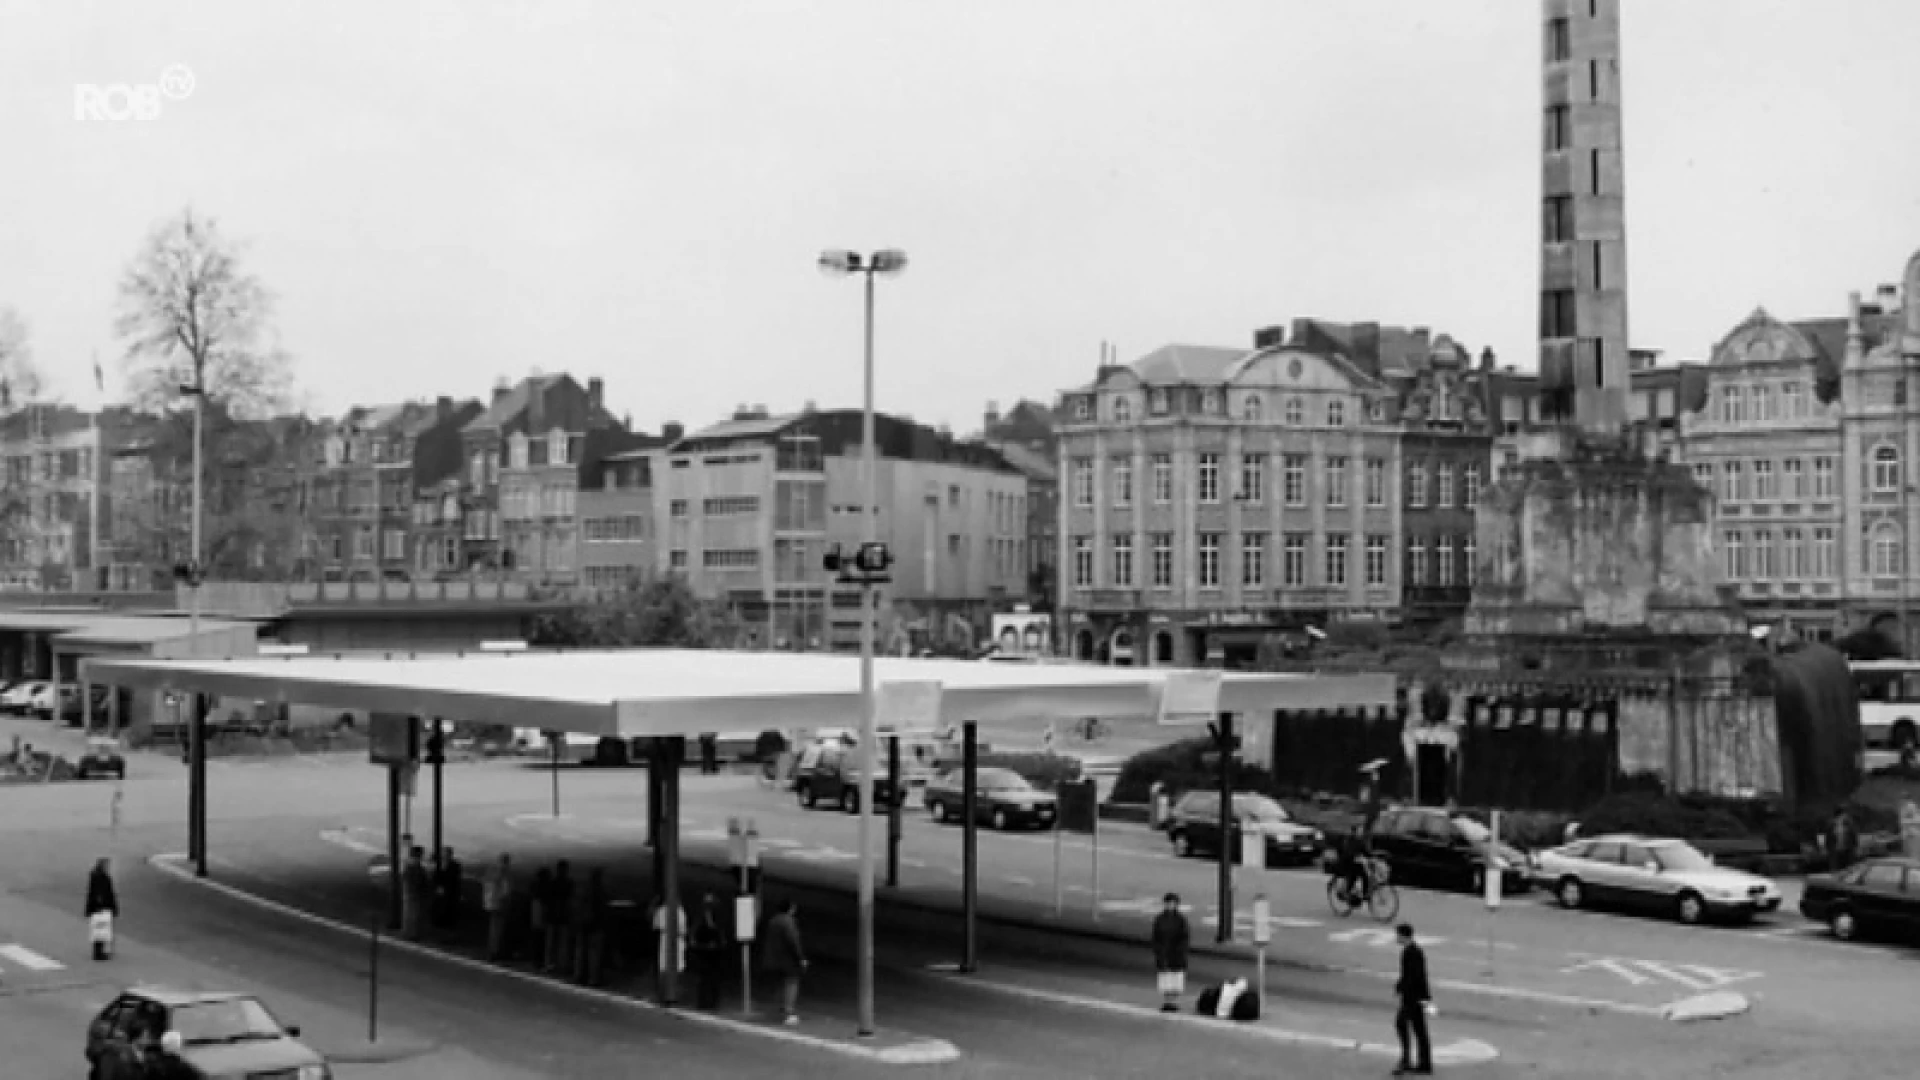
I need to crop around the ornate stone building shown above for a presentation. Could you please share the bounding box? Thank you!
[1385,339,1496,625]
[1679,309,1848,640]
[1839,261,1920,647]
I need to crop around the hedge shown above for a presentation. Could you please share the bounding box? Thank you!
[1111,737,1278,805]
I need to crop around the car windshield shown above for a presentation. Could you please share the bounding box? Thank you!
[1654,845,1714,872]
[171,999,284,1045]
[1233,797,1289,823]
[979,770,1030,791]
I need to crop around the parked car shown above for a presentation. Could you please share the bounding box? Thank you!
[1370,807,1532,895]
[23,683,57,718]
[76,737,128,781]
[924,767,1058,830]
[1,680,47,714]
[793,741,903,812]
[1536,833,1782,924]
[1799,856,1920,943]
[85,986,330,1079]
[1162,790,1324,866]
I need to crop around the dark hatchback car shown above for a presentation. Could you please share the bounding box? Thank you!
[1370,807,1531,894]
[1800,856,1920,944]
[793,742,904,813]
[1162,791,1324,866]
[86,986,330,1079]
[923,767,1058,830]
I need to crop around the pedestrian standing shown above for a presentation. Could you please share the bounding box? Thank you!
[482,854,514,962]
[436,847,465,932]
[575,869,608,986]
[545,861,574,975]
[764,898,807,1026]
[527,867,553,968]
[699,734,719,775]
[1392,923,1434,1076]
[691,893,725,1009]
[400,847,430,941]
[85,857,118,961]
[1829,807,1859,872]
[1149,892,1189,1012]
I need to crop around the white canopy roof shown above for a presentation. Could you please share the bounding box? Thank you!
[81,648,1395,738]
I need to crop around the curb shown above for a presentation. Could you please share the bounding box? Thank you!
[146,854,961,1068]
[322,1040,439,1065]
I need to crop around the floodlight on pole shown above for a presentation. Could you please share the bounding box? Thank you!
[818,246,907,1039]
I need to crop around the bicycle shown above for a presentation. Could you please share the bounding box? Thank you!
[1326,855,1399,921]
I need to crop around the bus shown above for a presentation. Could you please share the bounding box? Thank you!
[1847,660,1920,756]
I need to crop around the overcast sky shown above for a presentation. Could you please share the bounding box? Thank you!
[1,0,1916,434]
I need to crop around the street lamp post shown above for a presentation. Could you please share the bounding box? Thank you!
[818,247,907,1038]
[180,374,207,877]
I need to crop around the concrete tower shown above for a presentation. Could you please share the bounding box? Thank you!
[1538,0,1629,437]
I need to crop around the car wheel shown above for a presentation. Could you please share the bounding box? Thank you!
[1172,830,1192,858]
[1830,908,1858,941]
[1556,877,1584,909]
[799,783,816,809]
[931,800,949,824]
[992,808,1010,831]
[841,788,859,814]
[1675,891,1706,925]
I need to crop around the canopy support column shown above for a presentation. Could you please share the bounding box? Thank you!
[961,720,978,974]
[656,736,684,1007]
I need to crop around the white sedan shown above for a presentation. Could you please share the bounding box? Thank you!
[0,681,46,714]
[1535,833,1783,925]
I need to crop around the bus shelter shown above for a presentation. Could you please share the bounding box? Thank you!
[82,647,1394,1022]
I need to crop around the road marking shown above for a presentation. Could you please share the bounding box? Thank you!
[0,944,64,972]
[1561,953,1761,992]
[902,858,928,870]
[1003,875,1036,888]
[782,846,858,864]
[319,829,385,857]
[1329,928,1448,950]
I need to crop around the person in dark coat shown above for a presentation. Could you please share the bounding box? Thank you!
[1149,892,1190,1012]
[527,868,553,968]
[763,898,807,1025]
[86,857,119,961]
[400,847,430,941]
[1393,923,1433,1075]
[434,847,465,931]
[690,892,725,1009]
[545,861,574,975]
[1828,807,1859,872]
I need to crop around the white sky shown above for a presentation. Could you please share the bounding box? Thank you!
[1,0,1915,433]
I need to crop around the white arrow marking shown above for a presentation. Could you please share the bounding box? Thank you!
[1328,928,1399,948]
[1560,954,1655,987]
[1632,960,1762,993]
[319,829,385,856]
[0,944,63,971]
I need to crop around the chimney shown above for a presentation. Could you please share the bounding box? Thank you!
[1352,322,1382,370]
[663,421,685,442]
[492,377,511,404]
[623,412,633,430]
[983,400,1000,429]
[753,403,767,418]
[1848,291,1865,346]
[1479,347,1495,371]
[436,395,453,420]
[1253,326,1285,349]
[802,399,817,415]
[588,377,604,410]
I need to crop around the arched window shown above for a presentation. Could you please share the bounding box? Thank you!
[1283,397,1303,426]
[1242,393,1264,422]
[1113,396,1133,423]
[1872,523,1904,577]
[1873,445,1901,494]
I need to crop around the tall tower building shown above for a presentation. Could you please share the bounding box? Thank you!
[1538,0,1629,437]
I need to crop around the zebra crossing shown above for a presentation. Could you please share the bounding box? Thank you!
[0,943,65,973]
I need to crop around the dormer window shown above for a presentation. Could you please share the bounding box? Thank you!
[1242,393,1264,422]
[1369,399,1388,423]
[1149,389,1170,415]
[509,432,529,469]
[1072,396,1091,421]
[1112,397,1133,424]
[1200,390,1221,414]
[549,429,569,466]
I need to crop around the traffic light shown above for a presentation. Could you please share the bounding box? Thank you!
[853,542,892,575]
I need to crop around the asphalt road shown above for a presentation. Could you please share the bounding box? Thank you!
[5,730,1916,1079]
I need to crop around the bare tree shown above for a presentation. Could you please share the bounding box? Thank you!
[114,208,292,417]
[0,305,44,407]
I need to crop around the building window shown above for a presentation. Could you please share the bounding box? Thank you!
[1813,456,1836,498]
[1782,458,1804,499]
[1151,453,1173,504]
[1239,453,1266,504]
[1753,460,1775,500]
[1783,528,1805,580]
[1151,533,1173,589]
[1283,533,1306,587]
[353,527,374,560]
[1365,534,1387,586]
[1242,532,1266,588]
[1149,389,1170,415]
[1072,397,1091,421]
[1545,104,1571,151]
[1408,464,1428,508]
[701,548,760,570]
[1365,458,1386,507]
[1408,540,1426,586]
[1325,534,1348,587]
[1242,393,1264,422]
[1543,194,1574,244]
[1783,382,1805,417]
[1198,533,1221,590]
[1813,527,1836,578]
[1327,399,1346,427]
[1463,464,1482,508]
[1197,453,1220,503]
[1693,462,1714,492]
[1326,457,1347,507]
[384,529,404,560]
[1201,390,1221,415]
[1436,538,1454,586]
[1871,524,1903,578]
[1717,387,1737,425]
[1283,455,1306,506]
[1283,397,1303,426]
[1463,537,1477,585]
[1072,536,1093,588]
[1722,529,1745,580]
[1072,458,1094,506]
[1752,529,1774,579]
[1720,461,1744,503]
[670,499,689,518]
[1542,290,1576,338]
[1873,446,1901,494]
[1111,534,1133,588]
[1436,465,1454,508]
[1111,455,1133,508]
[1546,15,1570,62]
[1113,397,1133,424]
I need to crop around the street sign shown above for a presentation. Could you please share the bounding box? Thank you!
[1485,810,1504,910]
[728,817,761,869]
[1240,829,1266,870]
[1057,778,1098,835]
[369,713,418,766]
[1252,895,1271,945]
[1157,670,1222,726]
[734,896,757,941]
[877,681,943,737]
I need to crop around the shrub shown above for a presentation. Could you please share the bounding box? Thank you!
[1575,791,1752,842]
[753,730,789,762]
[1111,737,1277,804]
[937,751,1083,791]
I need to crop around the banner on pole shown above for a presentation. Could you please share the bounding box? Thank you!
[877,681,943,737]
[1157,670,1223,726]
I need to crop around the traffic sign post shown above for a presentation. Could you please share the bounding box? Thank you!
[1252,894,1271,1005]
[1483,810,1503,978]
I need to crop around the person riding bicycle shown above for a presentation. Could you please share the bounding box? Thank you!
[1333,825,1374,905]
